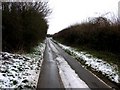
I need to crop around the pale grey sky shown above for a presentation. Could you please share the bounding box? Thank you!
[47,0,119,34]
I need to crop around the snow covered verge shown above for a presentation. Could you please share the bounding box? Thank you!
[57,42,120,84]
[56,56,90,89]
[0,43,45,89]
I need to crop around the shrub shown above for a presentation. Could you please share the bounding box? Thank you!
[53,17,120,53]
[2,2,51,53]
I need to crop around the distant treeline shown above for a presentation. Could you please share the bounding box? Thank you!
[2,2,50,52]
[53,17,120,53]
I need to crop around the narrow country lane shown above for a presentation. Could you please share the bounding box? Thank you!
[37,38,113,89]
[37,38,64,88]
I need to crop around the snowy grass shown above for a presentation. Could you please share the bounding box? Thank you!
[57,42,120,84]
[0,43,45,89]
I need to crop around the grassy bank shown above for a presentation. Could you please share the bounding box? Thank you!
[71,46,120,88]
[75,45,120,69]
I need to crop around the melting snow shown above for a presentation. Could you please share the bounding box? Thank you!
[56,56,90,89]
[58,43,120,84]
[0,43,45,89]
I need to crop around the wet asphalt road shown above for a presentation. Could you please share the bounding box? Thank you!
[37,38,115,89]
[37,38,64,88]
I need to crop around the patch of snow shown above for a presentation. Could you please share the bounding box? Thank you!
[56,56,90,89]
[0,43,45,89]
[58,43,120,84]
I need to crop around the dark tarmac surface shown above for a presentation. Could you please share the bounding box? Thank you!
[37,38,64,88]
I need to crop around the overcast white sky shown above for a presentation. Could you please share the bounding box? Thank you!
[47,0,119,34]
